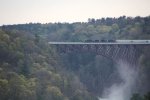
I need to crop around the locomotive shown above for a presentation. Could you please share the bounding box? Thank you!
[85,39,116,42]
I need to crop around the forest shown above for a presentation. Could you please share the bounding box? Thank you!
[0,16,150,100]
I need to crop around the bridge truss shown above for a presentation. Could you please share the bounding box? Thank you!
[49,42,150,66]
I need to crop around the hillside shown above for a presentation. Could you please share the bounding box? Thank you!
[0,16,150,100]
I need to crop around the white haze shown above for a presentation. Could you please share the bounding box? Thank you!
[99,60,138,100]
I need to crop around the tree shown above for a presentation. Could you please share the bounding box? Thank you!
[144,92,150,100]
[0,79,9,100]
[130,93,143,100]
[44,86,66,100]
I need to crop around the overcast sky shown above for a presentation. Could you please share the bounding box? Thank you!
[0,0,150,25]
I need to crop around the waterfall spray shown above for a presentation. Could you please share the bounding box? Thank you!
[99,60,138,100]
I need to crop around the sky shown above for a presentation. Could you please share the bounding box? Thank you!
[0,0,150,25]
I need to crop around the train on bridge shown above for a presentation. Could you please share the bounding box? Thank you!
[48,40,150,44]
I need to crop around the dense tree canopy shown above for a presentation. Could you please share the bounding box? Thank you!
[0,16,150,100]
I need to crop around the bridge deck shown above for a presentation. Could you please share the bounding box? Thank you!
[48,41,150,45]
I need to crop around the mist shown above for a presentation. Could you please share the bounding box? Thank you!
[99,60,138,100]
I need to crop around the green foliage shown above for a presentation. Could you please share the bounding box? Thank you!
[44,86,65,100]
[144,92,150,100]
[2,16,150,40]
[131,93,143,100]
[130,92,150,100]
[0,29,98,100]
[0,16,150,100]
